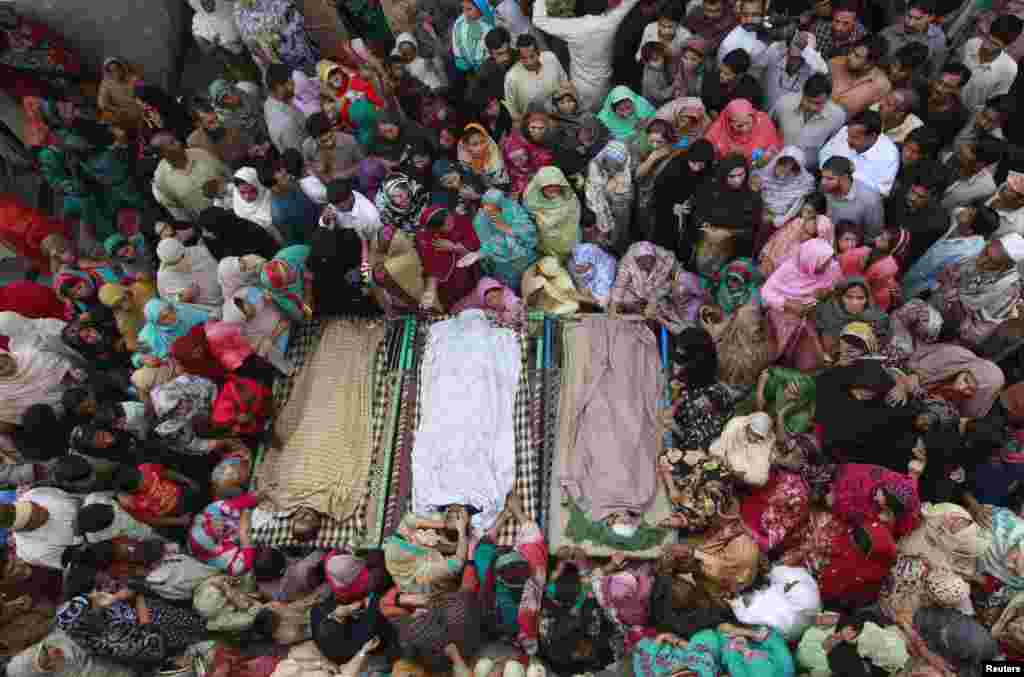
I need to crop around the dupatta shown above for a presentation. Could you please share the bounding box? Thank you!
[457,123,509,188]
[137,298,211,360]
[523,166,581,259]
[260,245,312,322]
[703,98,782,162]
[0,346,72,424]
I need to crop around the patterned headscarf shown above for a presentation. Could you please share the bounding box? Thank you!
[373,173,429,232]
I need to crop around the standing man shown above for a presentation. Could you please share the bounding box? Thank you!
[504,34,569,123]
[880,0,947,77]
[819,110,901,196]
[771,73,847,172]
[960,15,1022,114]
[819,156,885,238]
[263,63,308,155]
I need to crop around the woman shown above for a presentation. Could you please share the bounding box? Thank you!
[690,154,764,276]
[523,166,581,259]
[0,195,70,278]
[156,238,223,312]
[97,58,142,126]
[828,463,921,539]
[232,0,318,74]
[317,59,384,130]
[232,167,284,246]
[223,286,290,358]
[452,0,495,74]
[0,281,66,320]
[502,119,555,198]
[631,119,679,244]
[752,367,815,434]
[197,207,281,261]
[712,259,760,317]
[450,277,524,325]
[521,257,583,315]
[0,346,75,428]
[815,276,892,358]
[633,626,795,677]
[596,86,656,141]
[701,48,763,117]
[457,123,510,190]
[375,173,430,233]
[651,138,715,257]
[931,233,1024,349]
[658,518,760,606]
[761,238,840,370]
[906,343,1005,420]
[839,225,909,311]
[8,631,138,677]
[568,243,617,308]
[54,268,118,321]
[758,193,832,277]
[365,221,429,314]
[260,245,312,322]
[209,79,267,141]
[61,318,125,372]
[707,412,774,490]
[754,146,816,230]
[133,84,193,142]
[655,97,711,150]
[414,205,481,310]
[885,298,943,365]
[188,492,269,575]
[610,242,706,334]
[702,302,776,390]
[103,233,153,281]
[136,298,212,366]
[585,141,634,254]
[702,98,782,163]
[902,205,998,302]
[98,282,155,353]
[471,189,538,291]
[217,255,266,304]
[152,374,222,455]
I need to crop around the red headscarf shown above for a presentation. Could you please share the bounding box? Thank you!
[703,98,782,162]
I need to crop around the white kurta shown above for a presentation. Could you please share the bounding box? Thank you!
[14,487,81,570]
[411,310,521,530]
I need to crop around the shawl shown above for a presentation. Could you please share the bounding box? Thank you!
[169,323,228,382]
[61,317,118,365]
[670,38,710,97]
[980,508,1024,601]
[755,367,816,434]
[898,503,992,578]
[522,257,581,315]
[137,298,210,360]
[450,277,524,326]
[754,146,816,226]
[714,258,761,314]
[98,282,153,352]
[951,255,1021,324]
[730,565,821,642]
[523,166,581,259]
[414,207,481,291]
[815,276,892,341]
[569,244,617,306]
[216,255,263,301]
[209,80,264,139]
[156,241,222,310]
[634,631,723,677]
[585,141,634,238]
[152,374,217,438]
[231,167,276,235]
[223,286,288,355]
[596,86,657,141]
[451,2,495,72]
[708,412,774,487]
[473,191,538,264]
[260,244,311,322]
[458,123,509,188]
[0,346,71,425]
[703,98,782,162]
[832,463,921,538]
[0,312,68,355]
[374,173,429,233]
[203,321,255,371]
[889,298,943,357]
[103,233,152,279]
[907,343,1005,419]
[348,98,380,148]
[7,631,135,677]
[655,97,712,145]
[759,214,834,277]
[196,207,280,261]
[760,238,840,310]
[614,241,678,301]
[501,131,549,197]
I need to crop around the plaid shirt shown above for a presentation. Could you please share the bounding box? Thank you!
[812,19,868,60]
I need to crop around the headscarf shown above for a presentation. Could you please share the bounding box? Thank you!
[374,173,429,233]
[458,123,509,188]
[260,245,312,322]
[730,565,821,642]
[888,298,942,357]
[714,258,761,314]
[98,282,150,352]
[755,146,816,226]
[671,38,710,99]
[615,241,678,302]
[502,131,550,197]
[709,413,774,487]
[152,374,217,438]
[156,240,222,310]
[203,322,255,372]
[521,257,581,315]
[523,167,581,259]
[474,189,538,262]
[898,503,992,578]
[103,233,151,279]
[169,323,228,383]
[907,343,1005,418]
[760,238,840,310]
[569,244,617,307]
[0,347,72,425]
[6,631,114,677]
[593,569,654,627]
[137,298,210,360]
[450,277,524,326]
[952,251,1021,325]
[815,276,892,341]
[451,0,495,72]
[61,317,117,365]
[217,256,263,301]
[223,286,288,357]
[655,97,711,149]
[703,98,782,162]
[585,141,634,241]
[209,80,263,138]
[54,270,99,314]
[596,86,657,141]
[981,508,1024,601]
[348,98,380,148]
[231,167,274,233]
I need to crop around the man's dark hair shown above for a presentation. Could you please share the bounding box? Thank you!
[305,111,332,139]
[281,148,304,178]
[907,0,937,15]
[485,26,511,51]
[975,137,1006,167]
[822,155,855,176]
[905,126,942,157]
[659,1,685,22]
[266,63,293,92]
[941,61,973,87]
[253,547,288,582]
[515,33,538,49]
[722,48,752,74]
[805,191,828,214]
[831,0,859,15]
[804,73,832,98]
[115,465,144,492]
[326,178,354,204]
[853,34,888,63]
[975,204,1002,238]
[906,160,949,196]
[891,41,930,70]
[992,14,1024,44]
[849,109,882,137]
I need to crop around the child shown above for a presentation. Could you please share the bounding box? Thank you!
[640,41,675,106]
[634,3,693,62]
[116,462,207,529]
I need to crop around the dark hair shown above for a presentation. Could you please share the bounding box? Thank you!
[831,0,859,15]
[722,48,752,74]
[191,98,216,116]
[853,34,888,63]
[941,61,973,87]
[849,109,882,136]
[77,503,116,534]
[881,488,907,518]
[54,455,93,483]
[804,73,832,98]
[906,160,949,196]
[62,564,98,600]
[836,611,867,634]
[987,93,1017,116]
[973,137,1005,167]
[326,178,354,204]
[641,41,668,62]
[835,219,864,242]
[515,33,537,49]
[485,26,511,50]
[306,111,332,139]
[907,0,937,14]
[61,386,96,417]
[822,155,855,176]
[974,204,1001,238]
[905,126,942,156]
[659,1,685,22]
[891,43,929,74]
[281,148,304,178]
[253,547,288,582]
[266,64,293,91]
[805,191,828,214]
[255,161,276,191]
[115,465,144,492]
[991,14,1024,43]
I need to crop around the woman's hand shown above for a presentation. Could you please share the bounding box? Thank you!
[361,637,381,655]
[886,383,909,407]
[433,238,460,252]
[783,381,802,403]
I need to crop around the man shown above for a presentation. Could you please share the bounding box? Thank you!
[263,63,308,155]
[6,487,80,571]
[770,73,847,171]
[809,0,867,60]
[880,0,947,77]
[533,0,643,111]
[820,156,885,237]
[987,171,1024,237]
[504,34,569,122]
[941,137,1003,210]
[885,162,949,266]
[876,89,923,143]
[302,112,365,181]
[318,178,382,233]
[885,42,930,91]
[890,125,941,198]
[267,150,320,246]
[717,0,769,77]
[954,94,1014,147]
[914,62,972,149]
[467,27,517,104]
[819,110,901,196]
[960,15,1022,114]
[187,98,254,167]
[830,35,892,116]
[758,31,829,110]
[152,138,229,221]
[684,0,738,51]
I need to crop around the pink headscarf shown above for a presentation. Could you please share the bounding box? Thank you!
[703,98,782,162]
[450,276,524,325]
[501,130,552,197]
[907,343,1005,418]
[761,238,841,310]
[204,321,255,371]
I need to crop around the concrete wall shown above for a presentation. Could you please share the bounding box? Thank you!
[2,0,189,90]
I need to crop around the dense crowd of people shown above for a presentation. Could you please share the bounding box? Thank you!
[4,0,1024,674]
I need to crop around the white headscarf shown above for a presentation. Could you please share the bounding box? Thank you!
[232,167,280,241]
[731,565,822,641]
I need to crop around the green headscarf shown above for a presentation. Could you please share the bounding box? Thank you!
[522,166,581,259]
[754,367,816,434]
[349,98,380,148]
[714,258,762,314]
[596,86,656,141]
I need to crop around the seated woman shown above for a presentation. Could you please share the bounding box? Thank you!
[902,204,998,302]
[54,268,120,323]
[151,374,230,456]
[828,463,921,539]
[134,298,212,370]
[0,344,80,430]
[188,492,274,576]
[470,189,538,292]
[222,286,291,361]
[815,276,892,359]
[633,624,794,677]
[450,277,525,326]
[629,119,680,245]
[375,173,430,233]
[930,232,1024,349]
[521,257,584,315]
[523,166,581,259]
[155,237,223,313]
[690,154,764,276]
[457,123,510,191]
[260,245,313,323]
[838,225,909,311]
[610,242,707,334]
[103,232,153,282]
[754,147,816,232]
[700,303,777,390]
[502,116,555,199]
[596,86,656,141]
[365,220,430,314]
[98,281,155,353]
[752,367,816,435]
[585,141,634,254]
[883,298,943,367]
[414,206,481,312]
[758,192,832,277]
[905,343,1004,425]
[568,243,616,309]
[702,98,782,163]
[382,509,471,604]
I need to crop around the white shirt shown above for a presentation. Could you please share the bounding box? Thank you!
[82,493,158,543]
[960,38,1018,114]
[264,96,309,155]
[317,190,382,235]
[504,52,570,119]
[634,22,694,61]
[14,487,80,570]
[718,25,769,77]
[988,182,1024,238]
[819,126,901,196]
